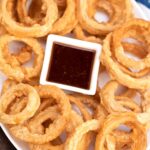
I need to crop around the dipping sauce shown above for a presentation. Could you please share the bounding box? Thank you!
[46,42,96,89]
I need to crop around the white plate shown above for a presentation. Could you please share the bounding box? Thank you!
[137,2,150,20]
[0,0,150,150]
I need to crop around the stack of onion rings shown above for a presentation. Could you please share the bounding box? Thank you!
[9,85,71,144]
[1,0,77,37]
[101,19,150,90]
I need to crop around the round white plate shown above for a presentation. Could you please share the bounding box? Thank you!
[0,0,150,149]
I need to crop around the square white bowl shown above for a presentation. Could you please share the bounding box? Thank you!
[40,34,102,95]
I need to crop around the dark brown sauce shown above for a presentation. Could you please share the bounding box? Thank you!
[46,42,95,89]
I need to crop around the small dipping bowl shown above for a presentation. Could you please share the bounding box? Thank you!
[40,34,102,95]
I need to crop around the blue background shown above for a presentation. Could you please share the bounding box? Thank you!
[136,0,150,8]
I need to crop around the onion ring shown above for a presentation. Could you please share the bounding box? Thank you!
[116,63,150,78]
[0,83,40,124]
[64,119,100,150]
[112,19,150,70]
[100,80,141,113]
[0,35,44,82]
[17,0,67,25]
[69,93,105,121]
[77,0,132,35]
[95,113,147,150]
[101,33,150,90]
[50,0,77,35]
[1,0,58,37]
[16,0,77,35]
[29,108,86,150]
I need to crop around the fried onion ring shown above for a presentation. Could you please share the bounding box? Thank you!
[29,108,85,150]
[101,32,150,90]
[95,113,147,150]
[100,80,141,113]
[0,83,40,124]
[1,0,58,37]
[64,119,100,150]
[16,0,76,35]
[77,0,132,35]
[0,35,44,82]
[112,19,150,70]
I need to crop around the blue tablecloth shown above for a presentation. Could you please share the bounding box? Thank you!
[136,0,150,8]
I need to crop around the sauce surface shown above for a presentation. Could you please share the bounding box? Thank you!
[47,42,95,89]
